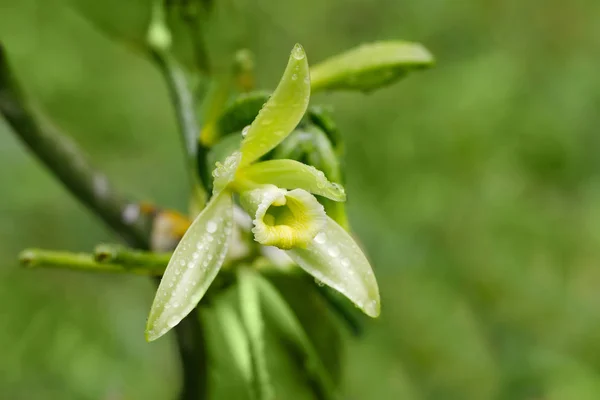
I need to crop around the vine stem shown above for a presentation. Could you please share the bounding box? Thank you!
[19,249,164,276]
[0,45,151,248]
[0,43,205,400]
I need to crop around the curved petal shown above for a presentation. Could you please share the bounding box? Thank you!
[239,44,310,166]
[286,217,380,317]
[238,159,346,201]
[240,185,326,250]
[146,190,233,341]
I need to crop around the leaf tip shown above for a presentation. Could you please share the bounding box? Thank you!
[291,43,306,60]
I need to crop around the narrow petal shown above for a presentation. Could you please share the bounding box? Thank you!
[146,191,233,341]
[239,44,310,166]
[286,217,380,317]
[238,159,346,201]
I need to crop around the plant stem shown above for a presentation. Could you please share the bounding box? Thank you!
[147,1,207,209]
[1,43,206,400]
[95,243,171,267]
[0,45,151,248]
[19,249,163,276]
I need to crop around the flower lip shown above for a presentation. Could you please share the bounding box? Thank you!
[241,185,326,250]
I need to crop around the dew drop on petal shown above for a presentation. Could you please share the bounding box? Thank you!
[314,232,327,244]
[241,125,250,137]
[328,246,340,257]
[341,258,350,267]
[206,221,218,233]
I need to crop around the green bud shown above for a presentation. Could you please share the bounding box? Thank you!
[310,41,434,93]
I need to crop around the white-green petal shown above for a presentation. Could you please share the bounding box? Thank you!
[238,159,346,201]
[239,44,310,166]
[145,190,234,341]
[286,217,380,317]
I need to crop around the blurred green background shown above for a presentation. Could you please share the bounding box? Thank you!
[2,0,600,398]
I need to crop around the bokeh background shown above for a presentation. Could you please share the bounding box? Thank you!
[2,0,600,398]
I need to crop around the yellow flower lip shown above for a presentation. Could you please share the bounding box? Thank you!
[241,185,326,250]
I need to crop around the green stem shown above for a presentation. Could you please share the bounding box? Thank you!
[147,2,207,209]
[19,249,163,276]
[0,45,152,248]
[1,42,206,400]
[95,243,171,267]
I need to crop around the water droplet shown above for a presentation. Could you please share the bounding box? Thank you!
[187,262,196,269]
[262,118,272,126]
[314,278,325,287]
[328,246,340,257]
[179,260,186,267]
[291,44,305,60]
[241,125,250,137]
[206,221,218,233]
[314,232,326,244]
[341,258,350,267]
[207,235,214,242]
[168,317,179,328]
[292,73,298,81]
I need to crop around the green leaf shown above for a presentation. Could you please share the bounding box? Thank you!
[310,41,434,93]
[286,217,380,317]
[238,268,273,400]
[213,300,253,387]
[239,44,310,166]
[307,106,343,151]
[239,159,346,202]
[145,190,233,342]
[255,274,337,399]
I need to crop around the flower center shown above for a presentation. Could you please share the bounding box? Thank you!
[241,186,326,250]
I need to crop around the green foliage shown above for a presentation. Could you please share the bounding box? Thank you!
[2,0,600,399]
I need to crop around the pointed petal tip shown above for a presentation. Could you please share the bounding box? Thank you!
[364,298,381,318]
[291,43,305,59]
[145,327,159,343]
